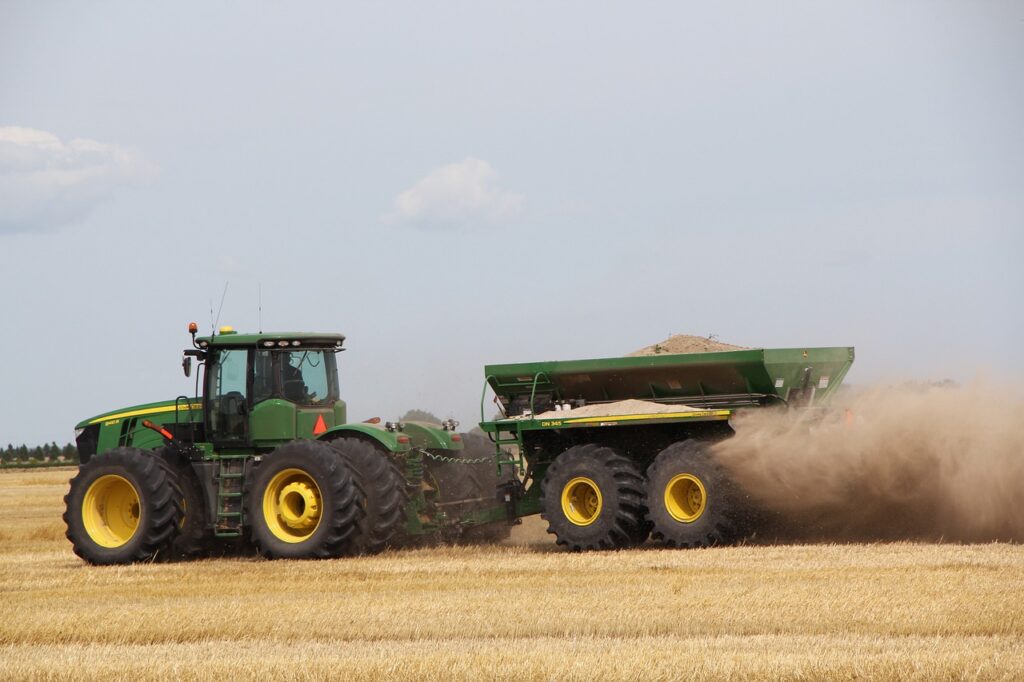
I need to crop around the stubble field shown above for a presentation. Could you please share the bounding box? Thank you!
[1,467,1023,680]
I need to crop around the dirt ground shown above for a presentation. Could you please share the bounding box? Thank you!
[2,467,1023,680]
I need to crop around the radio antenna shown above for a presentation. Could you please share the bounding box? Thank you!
[258,282,263,333]
[212,282,229,333]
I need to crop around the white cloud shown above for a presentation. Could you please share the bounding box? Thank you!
[383,157,523,228]
[0,126,157,234]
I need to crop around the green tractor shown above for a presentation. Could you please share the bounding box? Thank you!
[64,324,513,564]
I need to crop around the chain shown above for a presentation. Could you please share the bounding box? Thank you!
[414,448,495,465]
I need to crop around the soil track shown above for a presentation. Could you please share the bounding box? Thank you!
[2,468,1023,680]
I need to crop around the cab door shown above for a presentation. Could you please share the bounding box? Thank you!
[206,348,251,445]
[250,349,298,445]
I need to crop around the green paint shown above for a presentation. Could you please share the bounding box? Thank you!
[318,423,411,453]
[250,400,296,443]
[482,346,855,418]
[399,422,464,450]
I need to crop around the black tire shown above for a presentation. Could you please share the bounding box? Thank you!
[63,448,183,565]
[156,449,211,557]
[328,438,408,554]
[246,440,362,559]
[539,444,647,551]
[645,439,742,548]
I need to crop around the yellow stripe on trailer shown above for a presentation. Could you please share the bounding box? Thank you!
[562,410,731,425]
[89,403,202,425]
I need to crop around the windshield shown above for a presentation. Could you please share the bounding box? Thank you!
[206,347,340,411]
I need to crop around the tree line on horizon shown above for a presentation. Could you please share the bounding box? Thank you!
[2,442,78,466]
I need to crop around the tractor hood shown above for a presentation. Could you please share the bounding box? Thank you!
[76,398,203,430]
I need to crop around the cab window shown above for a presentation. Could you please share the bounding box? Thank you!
[253,350,275,404]
[280,350,336,405]
[207,349,249,441]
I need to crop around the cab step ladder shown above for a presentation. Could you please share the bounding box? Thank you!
[214,457,246,538]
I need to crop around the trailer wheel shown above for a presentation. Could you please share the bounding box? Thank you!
[540,444,647,551]
[645,440,740,548]
[156,449,211,557]
[247,440,362,559]
[63,448,183,565]
[328,438,408,554]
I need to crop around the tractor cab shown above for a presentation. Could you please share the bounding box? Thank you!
[187,325,348,448]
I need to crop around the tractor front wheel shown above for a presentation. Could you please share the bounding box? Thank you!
[540,444,647,551]
[645,439,742,548]
[246,440,362,559]
[63,448,183,565]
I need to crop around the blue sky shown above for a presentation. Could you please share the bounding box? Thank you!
[1,1,1022,444]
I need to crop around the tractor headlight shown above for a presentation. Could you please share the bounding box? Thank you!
[74,428,84,439]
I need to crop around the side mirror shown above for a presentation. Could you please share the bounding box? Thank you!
[182,356,192,378]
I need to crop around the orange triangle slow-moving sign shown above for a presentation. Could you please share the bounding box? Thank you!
[313,414,328,436]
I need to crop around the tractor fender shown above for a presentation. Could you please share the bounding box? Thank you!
[317,424,410,453]
[398,422,464,451]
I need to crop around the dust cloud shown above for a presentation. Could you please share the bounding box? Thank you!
[713,380,1024,542]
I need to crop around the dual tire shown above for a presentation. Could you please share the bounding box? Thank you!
[540,440,741,551]
[246,440,363,559]
[327,438,408,554]
[246,438,410,559]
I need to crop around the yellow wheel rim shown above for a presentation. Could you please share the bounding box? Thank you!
[561,477,603,526]
[262,468,323,543]
[664,473,707,523]
[82,474,141,548]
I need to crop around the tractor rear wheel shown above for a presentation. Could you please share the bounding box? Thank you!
[156,449,211,557]
[539,444,647,551]
[328,438,408,554]
[246,440,362,559]
[645,439,741,548]
[63,448,183,565]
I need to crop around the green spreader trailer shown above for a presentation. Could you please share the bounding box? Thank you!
[478,346,854,550]
[63,323,853,563]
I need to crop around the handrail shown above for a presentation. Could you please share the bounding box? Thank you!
[528,371,552,415]
[480,375,497,423]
